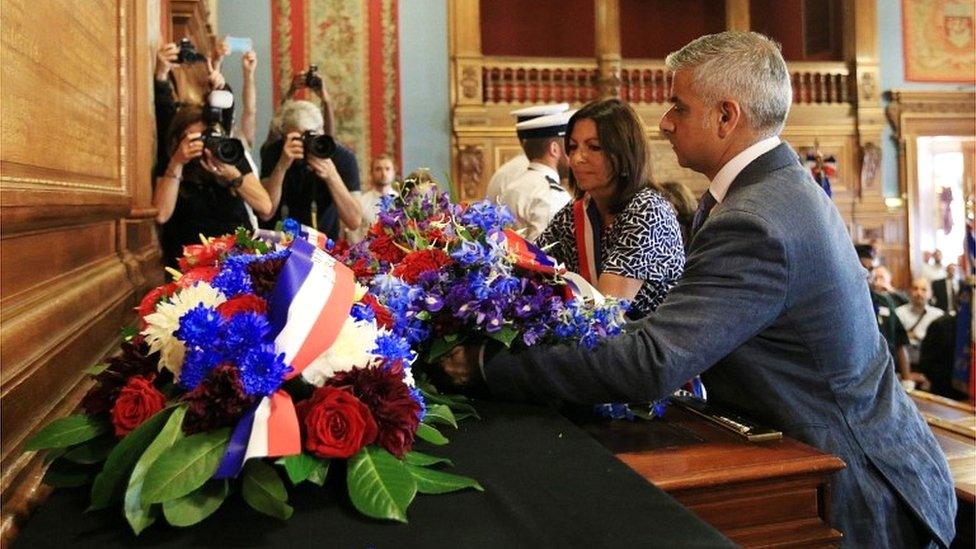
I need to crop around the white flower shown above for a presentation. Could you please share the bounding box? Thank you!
[301,316,380,386]
[401,365,416,387]
[353,282,369,301]
[142,282,226,380]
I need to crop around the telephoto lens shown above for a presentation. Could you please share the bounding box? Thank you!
[305,64,322,89]
[301,131,336,160]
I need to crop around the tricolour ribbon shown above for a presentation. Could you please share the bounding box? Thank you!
[572,197,601,284]
[503,229,559,276]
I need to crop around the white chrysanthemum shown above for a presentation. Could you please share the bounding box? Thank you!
[142,282,226,379]
[302,316,380,386]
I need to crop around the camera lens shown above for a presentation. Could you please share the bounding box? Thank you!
[302,132,335,159]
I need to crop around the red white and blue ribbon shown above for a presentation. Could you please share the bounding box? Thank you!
[572,197,601,284]
[215,238,356,478]
[504,229,559,276]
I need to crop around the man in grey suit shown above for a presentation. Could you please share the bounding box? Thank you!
[437,32,956,547]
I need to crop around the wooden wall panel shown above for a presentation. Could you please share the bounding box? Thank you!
[0,0,163,541]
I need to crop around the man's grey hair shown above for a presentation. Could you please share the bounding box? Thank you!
[278,100,324,133]
[665,31,792,136]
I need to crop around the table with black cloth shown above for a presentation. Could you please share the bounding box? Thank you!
[14,401,732,549]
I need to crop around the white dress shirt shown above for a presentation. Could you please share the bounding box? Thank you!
[708,136,782,203]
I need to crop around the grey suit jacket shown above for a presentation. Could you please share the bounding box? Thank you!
[484,143,957,547]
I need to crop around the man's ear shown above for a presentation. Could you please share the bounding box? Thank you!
[717,100,742,138]
[549,139,562,158]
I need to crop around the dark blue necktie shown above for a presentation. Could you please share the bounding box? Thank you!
[691,190,717,236]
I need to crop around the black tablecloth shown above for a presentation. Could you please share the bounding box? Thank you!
[14,401,732,548]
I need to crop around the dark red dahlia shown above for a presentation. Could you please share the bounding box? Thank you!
[247,256,287,297]
[181,363,258,435]
[326,366,421,458]
[81,341,159,415]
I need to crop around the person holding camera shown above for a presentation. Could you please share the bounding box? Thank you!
[259,99,362,239]
[153,105,273,268]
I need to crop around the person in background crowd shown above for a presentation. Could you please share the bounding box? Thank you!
[485,103,570,201]
[895,277,945,369]
[870,265,909,307]
[259,100,362,239]
[153,106,272,268]
[856,244,921,389]
[436,32,956,547]
[919,285,971,401]
[921,249,947,281]
[236,50,258,149]
[657,181,697,250]
[536,98,685,319]
[932,263,961,313]
[347,154,398,244]
[497,111,573,242]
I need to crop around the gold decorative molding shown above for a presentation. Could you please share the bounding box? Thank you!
[885,90,976,137]
[457,144,484,201]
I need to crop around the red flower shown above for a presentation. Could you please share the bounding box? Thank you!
[327,366,421,458]
[176,266,219,288]
[297,387,378,459]
[360,294,394,329]
[178,235,236,270]
[391,249,452,284]
[110,375,167,437]
[368,234,406,264]
[350,257,376,280]
[136,282,178,327]
[216,294,267,319]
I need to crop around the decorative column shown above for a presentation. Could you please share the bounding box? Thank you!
[594,0,621,99]
[449,0,483,107]
[725,0,750,31]
[850,0,884,189]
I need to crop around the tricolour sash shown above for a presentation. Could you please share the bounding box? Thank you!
[572,197,601,284]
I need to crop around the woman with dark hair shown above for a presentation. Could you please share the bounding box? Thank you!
[537,98,684,318]
[657,180,697,250]
[153,105,273,268]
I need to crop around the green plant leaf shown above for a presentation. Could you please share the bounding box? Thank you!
[415,423,448,446]
[424,404,458,429]
[62,436,116,465]
[141,428,230,504]
[403,451,453,468]
[162,479,229,527]
[346,446,417,523]
[43,458,97,488]
[306,459,330,486]
[407,465,484,495]
[82,363,110,376]
[281,453,329,486]
[24,414,110,451]
[124,406,187,535]
[89,408,174,510]
[487,324,519,347]
[241,460,293,520]
[427,337,458,362]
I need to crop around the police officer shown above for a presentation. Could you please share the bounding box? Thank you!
[485,103,569,201]
[497,110,574,242]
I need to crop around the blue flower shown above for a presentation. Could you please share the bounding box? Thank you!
[350,302,376,322]
[595,403,636,421]
[408,384,427,422]
[282,218,300,236]
[373,333,416,363]
[179,347,222,390]
[211,255,255,297]
[176,305,223,348]
[238,345,292,396]
[220,312,271,362]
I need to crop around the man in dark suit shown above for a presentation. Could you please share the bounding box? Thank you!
[437,31,955,547]
[932,263,960,313]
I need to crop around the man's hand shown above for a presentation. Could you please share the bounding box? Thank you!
[905,371,931,392]
[242,50,257,76]
[277,132,304,171]
[206,59,226,91]
[307,156,340,184]
[437,345,482,389]
[155,42,178,81]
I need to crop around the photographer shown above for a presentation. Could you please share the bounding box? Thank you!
[153,105,273,268]
[259,99,362,239]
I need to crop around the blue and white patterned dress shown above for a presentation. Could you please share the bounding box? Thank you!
[537,187,685,318]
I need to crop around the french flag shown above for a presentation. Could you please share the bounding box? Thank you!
[214,238,356,478]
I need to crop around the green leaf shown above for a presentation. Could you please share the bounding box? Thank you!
[141,428,230,504]
[90,408,174,510]
[346,446,417,523]
[43,447,66,465]
[162,479,229,527]
[407,465,483,495]
[82,363,110,376]
[427,337,459,362]
[415,423,448,446]
[423,404,458,429]
[43,458,97,488]
[125,406,187,535]
[241,460,293,520]
[120,326,139,341]
[281,453,329,486]
[62,436,116,465]
[403,451,453,468]
[24,414,110,451]
[487,324,519,347]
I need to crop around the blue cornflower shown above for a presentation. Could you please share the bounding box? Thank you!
[238,345,292,396]
[282,218,301,236]
[176,305,223,348]
[179,347,222,390]
[595,403,636,421]
[408,384,427,422]
[211,255,255,297]
[373,333,416,363]
[350,302,376,323]
[220,312,271,361]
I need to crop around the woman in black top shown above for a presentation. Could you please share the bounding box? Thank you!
[537,99,684,319]
[153,106,273,268]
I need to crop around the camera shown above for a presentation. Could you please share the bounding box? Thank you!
[176,38,206,64]
[300,131,336,160]
[305,64,322,89]
[200,90,245,166]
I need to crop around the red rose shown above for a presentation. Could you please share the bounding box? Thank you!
[297,387,378,459]
[368,234,406,264]
[176,266,219,288]
[110,376,167,437]
[216,294,267,319]
[360,294,394,329]
[327,366,421,458]
[137,282,178,327]
[391,249,452,284]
